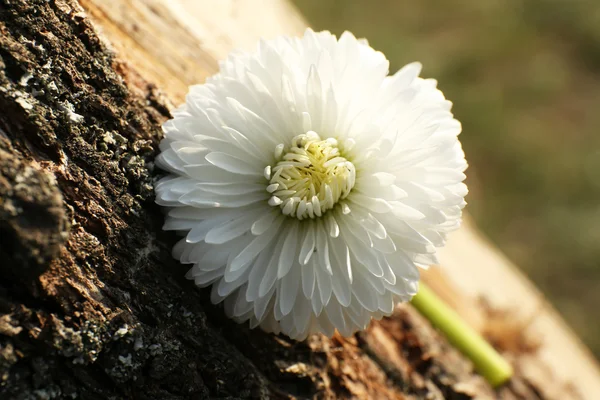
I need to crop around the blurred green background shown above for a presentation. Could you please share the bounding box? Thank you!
[292,0,600,359]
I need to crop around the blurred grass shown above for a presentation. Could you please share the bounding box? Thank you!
[292,0,600,358]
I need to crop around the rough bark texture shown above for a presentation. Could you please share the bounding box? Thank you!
[0,1,586,399]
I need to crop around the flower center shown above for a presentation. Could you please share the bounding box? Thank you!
[264,131,355,219]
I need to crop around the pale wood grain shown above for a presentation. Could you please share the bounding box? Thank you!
[79,0,306,103]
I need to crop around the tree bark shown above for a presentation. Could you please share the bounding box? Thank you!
[0,0,598,399]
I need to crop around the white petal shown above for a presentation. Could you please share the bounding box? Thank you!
[196,182,264,196]
[324,300,347,334]
[258,257,279,298]
[298,224,316,265]
[331,264,351,307]
[230,217,284,271]
[205,152,261,176]
[278,223,300,278]
[292,296,312,335]
[350,193,393,213]
[279,264,301,316]
[205,212,258,244]
[390,201,426,221]
[254,287,275,321]
[315,263,333,306]
[352,272,379,312]
[245,249,272,302]
[251,210,279,235]
[301,260,316,299]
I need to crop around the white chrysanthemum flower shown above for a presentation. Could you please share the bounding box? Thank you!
[155,29,467,340]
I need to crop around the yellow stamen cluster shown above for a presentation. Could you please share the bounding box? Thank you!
[264,131,355,219]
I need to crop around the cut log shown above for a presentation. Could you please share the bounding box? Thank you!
[1,0,599,399]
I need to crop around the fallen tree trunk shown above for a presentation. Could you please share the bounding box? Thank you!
[1,0,599,399]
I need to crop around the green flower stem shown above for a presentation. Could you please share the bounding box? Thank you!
[411,283,513,387]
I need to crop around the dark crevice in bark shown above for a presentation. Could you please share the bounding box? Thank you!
[355,331,413,395]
